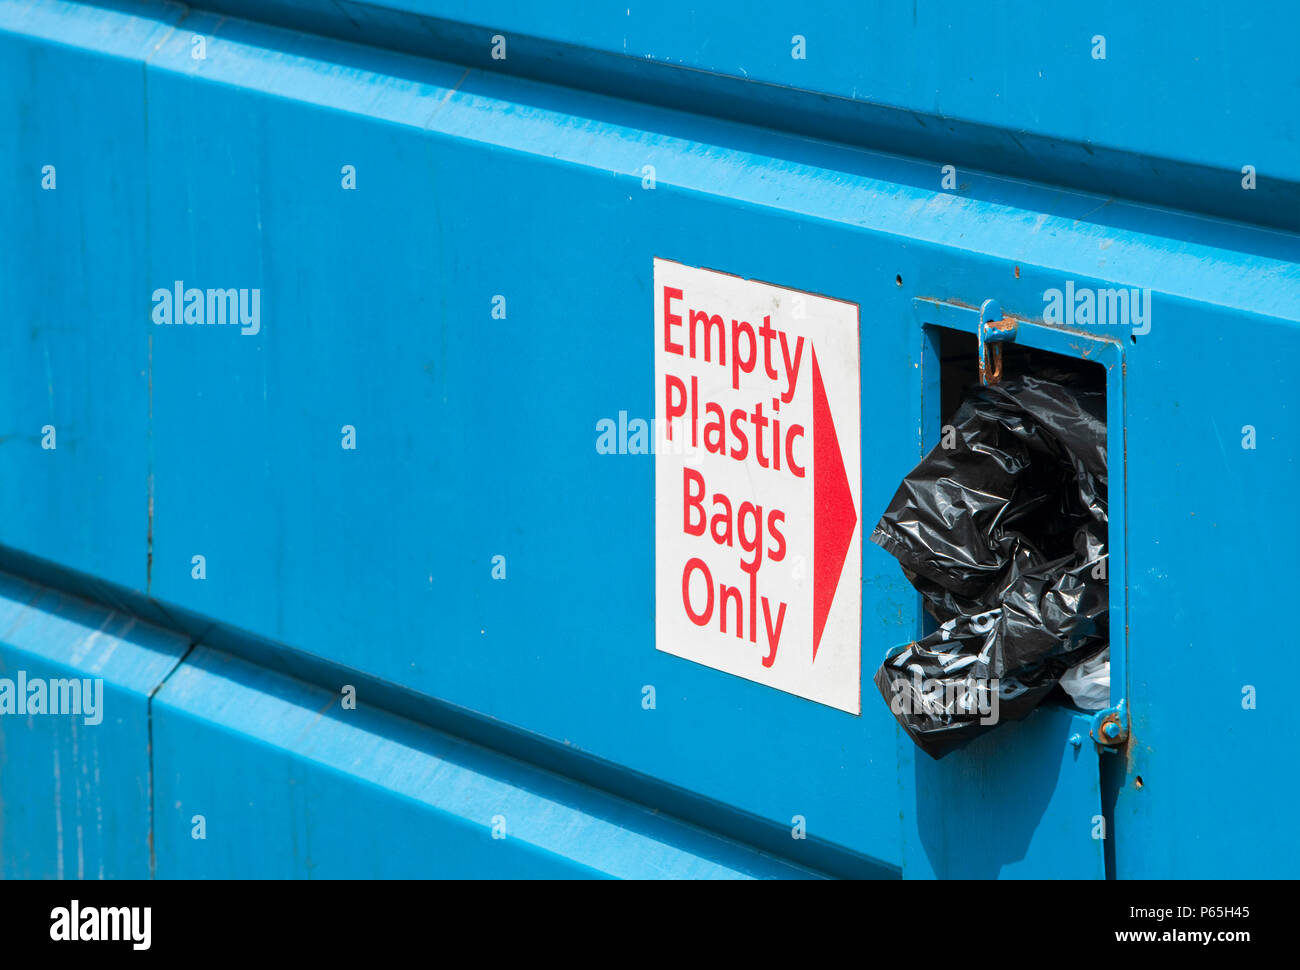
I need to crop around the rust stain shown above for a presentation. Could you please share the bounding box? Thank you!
[423,66,472,128]
[296,696,342,744]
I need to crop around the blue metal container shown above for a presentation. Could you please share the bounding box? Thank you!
[1,0,1297,879]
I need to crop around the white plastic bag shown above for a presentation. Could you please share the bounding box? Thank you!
[1059,648,1110,711]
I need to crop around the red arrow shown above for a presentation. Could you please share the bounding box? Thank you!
[812,348,856,662]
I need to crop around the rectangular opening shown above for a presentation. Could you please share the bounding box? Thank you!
[921,323,1110,711]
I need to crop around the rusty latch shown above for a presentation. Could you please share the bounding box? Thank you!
[977,299,1019,385]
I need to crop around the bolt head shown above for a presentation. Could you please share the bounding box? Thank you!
[1102,721,1120,739]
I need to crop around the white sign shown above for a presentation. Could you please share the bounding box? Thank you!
[654,259,862,713]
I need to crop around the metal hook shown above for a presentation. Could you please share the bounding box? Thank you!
[978,299,1019,385]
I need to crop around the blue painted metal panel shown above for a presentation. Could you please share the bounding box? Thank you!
[899,708,1104,879]
[263,0,1300,173]
[1115,305,1300,878]
[198,0,1300,228]
[0,0,1297,879]
[136,12,915,867]
[0,571,189,878]
[0,0,184,595]
[152,646,820,878]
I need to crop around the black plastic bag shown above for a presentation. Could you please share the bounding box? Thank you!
[871,368,1109,758]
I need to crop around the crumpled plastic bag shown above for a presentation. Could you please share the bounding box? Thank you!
[871,369,1109,758]
[1059,647,1110,711]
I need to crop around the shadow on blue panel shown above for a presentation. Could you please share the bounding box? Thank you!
[911,705,1103,879]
